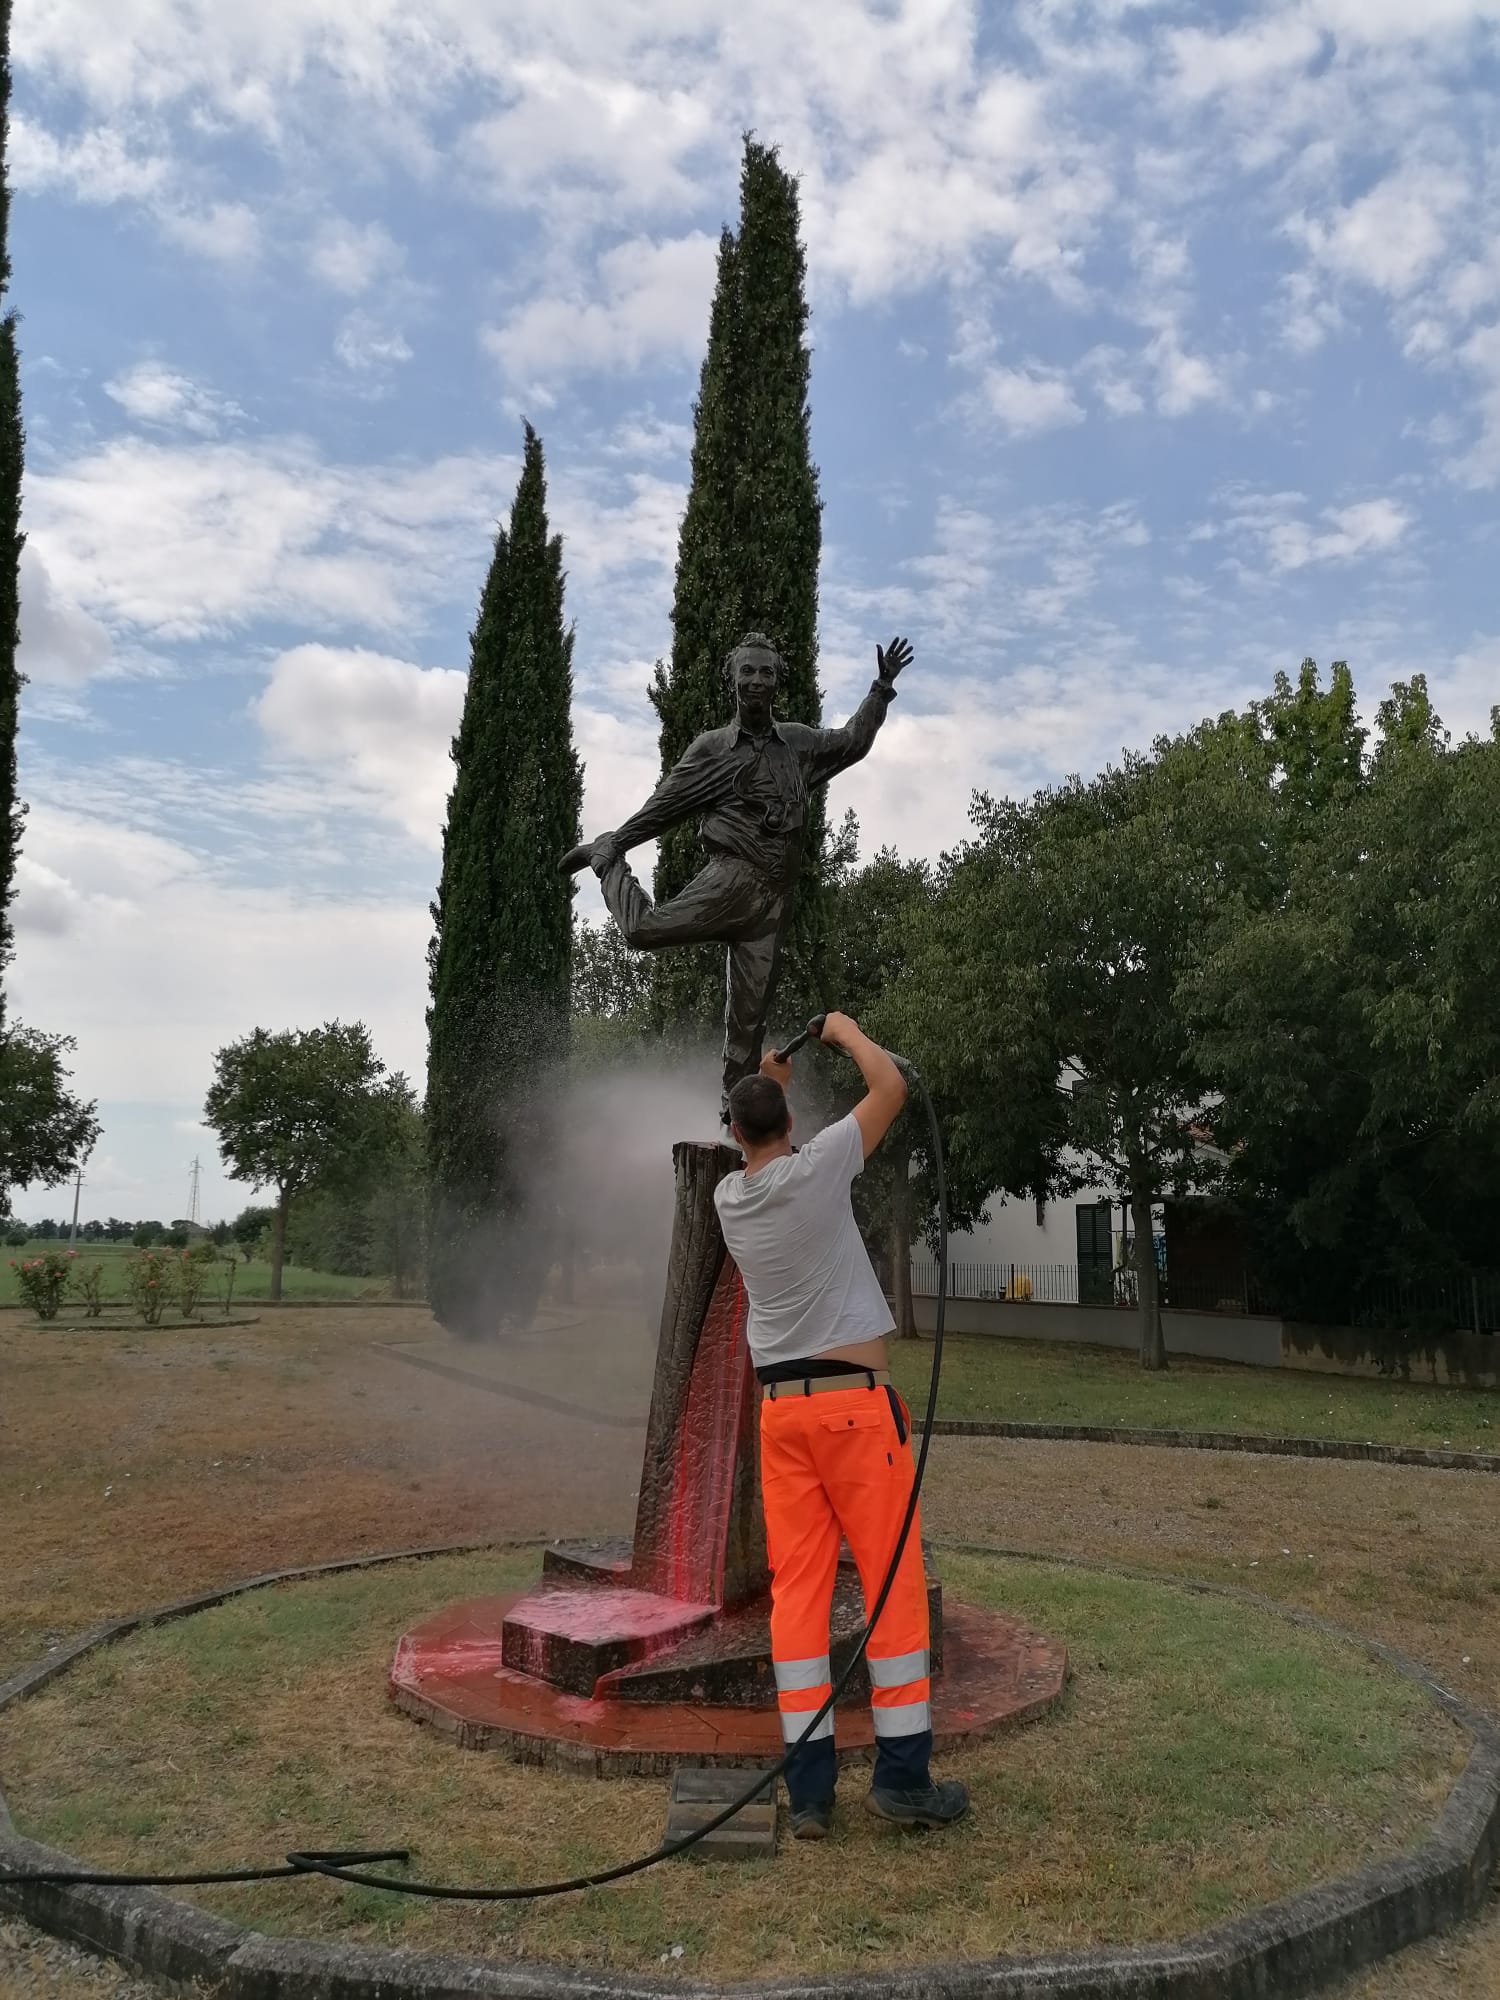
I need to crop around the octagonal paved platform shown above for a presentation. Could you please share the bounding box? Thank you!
[390,1588,1066,1776]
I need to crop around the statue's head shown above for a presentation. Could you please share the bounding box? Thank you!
[724,633,783,720]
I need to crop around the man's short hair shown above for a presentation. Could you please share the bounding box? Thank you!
[723,632,785,689]
[728,1074,789,1144]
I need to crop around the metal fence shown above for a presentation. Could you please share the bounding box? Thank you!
[1354,1272,1500,1339]
[910,1260,1082,1305]
[910,1259,1500,1334]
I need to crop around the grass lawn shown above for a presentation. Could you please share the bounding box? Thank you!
[0,1238,386,1306]
[889,1332,1500,1454]
[0,1548,1463,1979]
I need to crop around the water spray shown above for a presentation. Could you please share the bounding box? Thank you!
[4,1020,950,1899]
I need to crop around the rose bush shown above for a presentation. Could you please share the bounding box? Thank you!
[124,1250,176,1326]
[10,1249,74,1320]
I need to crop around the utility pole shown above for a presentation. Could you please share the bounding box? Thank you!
[188,1156,202,1229]
[68,1163,83,1249]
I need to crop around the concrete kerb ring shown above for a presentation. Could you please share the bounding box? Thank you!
[1,1536,1497,2000]
[928,1418,1500,1476]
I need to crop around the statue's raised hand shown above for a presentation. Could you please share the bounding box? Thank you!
[876,635,913,686]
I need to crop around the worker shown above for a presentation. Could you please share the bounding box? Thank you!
[714,1011,970,1840]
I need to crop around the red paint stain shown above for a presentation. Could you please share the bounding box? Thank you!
[658,1261,753,1607]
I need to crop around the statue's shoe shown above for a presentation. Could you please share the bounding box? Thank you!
[558,842,594,875]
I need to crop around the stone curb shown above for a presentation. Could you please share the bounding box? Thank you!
[930,1417,1500,1475]
[1,1541,1497,2000]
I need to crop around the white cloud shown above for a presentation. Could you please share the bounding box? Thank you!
[1431,636,1500,739]
[978,364,1085,436]
[1079,345,1146,417]
[1222,491,1414,574]
[8,114,170,204]
[1287,166,1470,300]
[1167,17,1325,101]
[307,217,404,295]
[1148,332,1228,417]
[6,805,431,1109]
[465,63,715,218]
[255,645,465,843]
[334,312,414,376]
[1447,323,1500,488]
[16,545,112,685]
[104,360,244,436]
[482,232,718,387]
[157,199,261,266]
[25,438,514,642]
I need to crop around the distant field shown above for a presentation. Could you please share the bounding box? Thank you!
[0,1238,384,1305]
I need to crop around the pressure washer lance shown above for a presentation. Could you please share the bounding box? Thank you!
[4,1020,949,1902]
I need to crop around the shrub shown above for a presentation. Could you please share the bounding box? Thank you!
[124,1250,176,1326]
[215,1255,239,1316]
[11,1249,75,1320]
[5,1225,29,1248]
[75,1260,106,1318]
[177,1249,208,1319]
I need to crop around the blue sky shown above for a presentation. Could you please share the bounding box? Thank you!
[7,0,1499,1224]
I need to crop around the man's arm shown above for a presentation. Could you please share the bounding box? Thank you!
[797,636,912,788]
[817,1010,906,1159]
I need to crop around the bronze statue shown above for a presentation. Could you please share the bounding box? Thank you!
[562,632,913,1114]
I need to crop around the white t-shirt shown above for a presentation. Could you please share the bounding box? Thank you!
[713,1113,895,1369]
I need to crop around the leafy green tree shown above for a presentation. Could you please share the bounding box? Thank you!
[231,1203,275,1263]
[1191,685,1500,1315]
[132,1221,163,1248]
[286,1079,425,1293]
[0,0,23,1026]
[905,725,1275,1367]
[821,846,937,1338]
[426,425,581,1338]
[648,136,826,1033]
[209,1220,233,1249]
[0,1026,98,1220]
[204,1021,391,1301]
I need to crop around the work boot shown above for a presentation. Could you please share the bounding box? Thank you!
[864,1778,970,1830]
[787,1801,834,1840]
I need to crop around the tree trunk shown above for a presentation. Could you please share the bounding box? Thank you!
[1131,1180,1166,1370]
[890,1162,916,1340]
[270,1192,289,1304]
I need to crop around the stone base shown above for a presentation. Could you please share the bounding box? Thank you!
[528,1536,943,1706]
[389,1589,1065,1776]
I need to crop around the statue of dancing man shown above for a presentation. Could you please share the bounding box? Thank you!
[561,632,913,1117]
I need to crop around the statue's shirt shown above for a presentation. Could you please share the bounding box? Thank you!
[610,680,895,889]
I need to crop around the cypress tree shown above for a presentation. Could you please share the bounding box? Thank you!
[648,136,826,1031]
[0,0,24,1027]
[426,425,581,1337]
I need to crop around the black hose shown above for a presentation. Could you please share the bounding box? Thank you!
[4,1050,948,1900]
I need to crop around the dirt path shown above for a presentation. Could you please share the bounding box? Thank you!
[1,1310,1495,1997]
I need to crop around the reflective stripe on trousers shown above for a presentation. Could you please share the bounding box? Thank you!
[773,1654,834,1742]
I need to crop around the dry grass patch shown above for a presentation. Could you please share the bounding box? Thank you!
[0,1550,1464,1980]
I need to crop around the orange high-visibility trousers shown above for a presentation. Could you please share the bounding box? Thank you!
[759,1379,931,1805]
